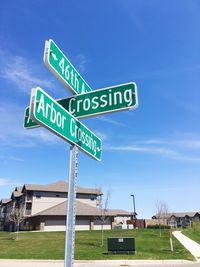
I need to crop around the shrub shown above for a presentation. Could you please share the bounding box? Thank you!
[147,224,170,229]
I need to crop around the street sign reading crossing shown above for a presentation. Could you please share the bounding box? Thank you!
[60,82,138,118]
[30,87,102,161]
[44,39,92,95]
[24,82,138,128]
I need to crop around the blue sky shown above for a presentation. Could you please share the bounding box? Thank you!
[0,0,200,218]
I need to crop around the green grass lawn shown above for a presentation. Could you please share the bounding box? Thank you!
[183,228,200,244]
[0,229,195,260]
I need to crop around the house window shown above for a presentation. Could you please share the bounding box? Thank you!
[25,203,32,215]
[26,203,32,210]
[35,193,41,199]
[56,194,60,197]
[91,195,95,201]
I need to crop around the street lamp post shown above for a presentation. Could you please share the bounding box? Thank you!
[131,194,137,228]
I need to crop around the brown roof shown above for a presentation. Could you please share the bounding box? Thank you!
[31,200,130,218]
[107,209,131,216]
[23,181,102,195]
[31,200,104,217]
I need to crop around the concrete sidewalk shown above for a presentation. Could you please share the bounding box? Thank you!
[173,231,200,261]
[0,259,195,267]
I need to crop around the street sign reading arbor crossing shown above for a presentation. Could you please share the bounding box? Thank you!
[44,39,92,95]
[30,87,102,161]
[24,82,138,128]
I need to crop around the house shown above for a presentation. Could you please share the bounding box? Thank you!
[152,211,200,228]
[0,199,12,230]
[0,180,131,231]
[167,212,200,228]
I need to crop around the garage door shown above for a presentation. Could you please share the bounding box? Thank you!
[94,219,111,230]
[44,219,66,231]
[75,219,90,230]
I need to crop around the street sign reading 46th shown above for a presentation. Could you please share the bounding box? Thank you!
[44,39,92,95]
[30,87,102,161]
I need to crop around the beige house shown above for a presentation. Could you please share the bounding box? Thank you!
[167,212,200,228]
[0,180,131,231]
[152,212,200,228]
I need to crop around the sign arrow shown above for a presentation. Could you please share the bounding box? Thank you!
[44,39,92,95]
[51,52,58,61]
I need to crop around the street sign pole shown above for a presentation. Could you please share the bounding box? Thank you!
[65,145,78,267]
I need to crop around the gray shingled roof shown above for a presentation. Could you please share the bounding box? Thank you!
[12,186,23,198]
[0,199,12,204]
[153,211,200,219]
[169,212,199,218]
[31,201,131,217]
[23,181,102,195]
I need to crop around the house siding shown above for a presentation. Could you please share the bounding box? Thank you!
[31,192,67,215]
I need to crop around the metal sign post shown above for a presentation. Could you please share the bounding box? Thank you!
[65,145,78,267]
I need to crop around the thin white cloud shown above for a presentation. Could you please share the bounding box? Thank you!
[0,51,53,94]
[132,65,200,80]
[0,102,61,149]
[105,134,200,162]
[178,140,200,149]
[0,178,14,186]
[76,54,87,73]
[106,144,179,157]
[93,130,108,141]
[97,116,127,127]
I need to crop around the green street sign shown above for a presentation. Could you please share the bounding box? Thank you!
[24,82,138,128]
[24,107,38,129]
[30,87,102,161]
[60,82,138,118]
[44,39,92,95]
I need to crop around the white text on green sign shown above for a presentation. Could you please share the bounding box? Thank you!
[30,87,101,161]
[24,82,138,128]
[60,82,138,118]
[44,39,92,95]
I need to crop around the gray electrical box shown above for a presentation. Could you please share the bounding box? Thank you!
[107,237,136,254]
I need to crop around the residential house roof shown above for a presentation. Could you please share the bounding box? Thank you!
[31,201,131,218]
[107,209,131,216]
[31,200,103,217]
[153,211,200,219]
[22,181,102,195]
[169,212,199,218]
[0,199,12,205]
[11,186,23,198]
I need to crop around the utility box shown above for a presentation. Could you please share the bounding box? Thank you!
[107,237,136,254]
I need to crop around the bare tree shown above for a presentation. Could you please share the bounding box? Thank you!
[162,203,169,229]
[155,201,169,237]
[7,205,25,240]
[96,189,111,247]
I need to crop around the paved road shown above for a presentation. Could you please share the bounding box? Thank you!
[0,260,200,267]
